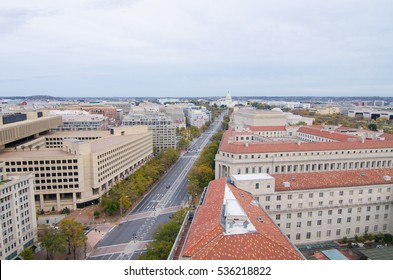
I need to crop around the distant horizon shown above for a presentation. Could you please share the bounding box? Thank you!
[1,94,392,101]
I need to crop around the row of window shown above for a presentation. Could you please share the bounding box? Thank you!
[222,148,393,160]
[290,224,388,241]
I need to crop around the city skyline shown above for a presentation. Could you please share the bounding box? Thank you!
[1,1,393,97]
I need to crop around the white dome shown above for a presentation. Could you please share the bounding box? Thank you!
[271,107,283,113]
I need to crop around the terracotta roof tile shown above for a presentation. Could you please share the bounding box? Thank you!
[220,129,393,154]
[273,168,393,191]
[381,133,393,140]
[182,178,304,260]
[298,126,359,142]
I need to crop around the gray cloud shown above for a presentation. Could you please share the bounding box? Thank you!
[0,0,392,97]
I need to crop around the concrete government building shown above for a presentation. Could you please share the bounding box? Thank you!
[0,111,153,211]
[214,108,393,245]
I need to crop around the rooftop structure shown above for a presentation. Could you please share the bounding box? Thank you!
[50,110,107,131]
[173,178,304,260]
[0,111,61,150]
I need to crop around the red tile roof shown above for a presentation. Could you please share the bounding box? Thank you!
[219,129,393,154]
[298,126,358,142]
[381,133,393,140]
[273,168,393,191]
[181,178,304,260]
[248,126,287,131]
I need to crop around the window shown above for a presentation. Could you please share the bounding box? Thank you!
[297,222,301,228]
[287,213,291,219]
[308,212,312,217]
[306,232,311,239]
[337,218,342,224]
[328,210,332,215]
[319,192,324,198]
[287,194,292,200]
[255,183,259,189]
[356,216,361,222]
[309,193,313,198]
[266,196,270,202]
[327,219,332,224]
[347,217,351,223]
[276,214,281,220]
[317,220,322,226]
[296,233,301,240]
[307,221,312,226]
[297,213,302,218]
[276,195,281,201]
[336,229,341,236]
[327,230,331,237]
[339,191,344,196]
[318,211,322,216]
[286,223,291,229]
[317,231,321,238]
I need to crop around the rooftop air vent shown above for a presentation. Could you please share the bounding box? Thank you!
[240,192,245,198]
[257,216,263,223]
[383,175,391,181]
[283,182,291,188]
[360,172,366,176]
[291,176,296,181]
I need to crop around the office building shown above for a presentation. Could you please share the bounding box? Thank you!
[0,162,37,260]
[0,127,153,211]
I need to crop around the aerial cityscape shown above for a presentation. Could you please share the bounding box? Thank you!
[1,94,393,261]
[1,0,393,266]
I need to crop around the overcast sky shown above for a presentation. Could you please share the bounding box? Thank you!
[0,0,392,98]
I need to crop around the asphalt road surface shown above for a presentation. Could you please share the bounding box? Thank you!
[88,111,226,260]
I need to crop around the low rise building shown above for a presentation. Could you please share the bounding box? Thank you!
[50,110,107,131]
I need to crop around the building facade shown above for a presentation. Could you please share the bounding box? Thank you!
[50,110,107,131]
[230,170,393,245]
[122,113,176,152]
[0,127,153,211]
[0,162,37,260]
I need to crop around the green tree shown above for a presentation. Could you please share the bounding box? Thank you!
[368,123,378,131]
[41,228,66,260]
[296,121,308,126]
[19,247,34,260]
[59,219,87,260]
[177,137,190,150]
[138,209,186,260]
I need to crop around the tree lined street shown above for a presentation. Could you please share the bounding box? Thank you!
[88,111,226,260]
